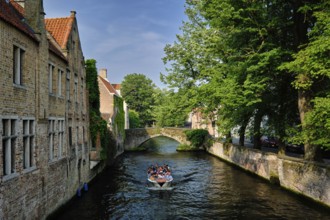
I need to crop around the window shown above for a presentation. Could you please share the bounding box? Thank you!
[23,119,34,169]
[81,77,84,108]
[48,119,55,161]
[68,126,72,147]
[49,64,54,93]
[82,126,85,143]
[74,74,78,105]
[76,126,79,145]
[13,46,24,85]
[58,69,63,96]
[2,119,17,175]
[66,70,70,101]
[58,119,64,158]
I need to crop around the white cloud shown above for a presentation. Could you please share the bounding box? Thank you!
[44,0,186,87]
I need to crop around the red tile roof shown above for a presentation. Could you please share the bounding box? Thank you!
[112,84,121,90]
[0,0,37,41]
[99,76,120,96]
[45,16,74,49]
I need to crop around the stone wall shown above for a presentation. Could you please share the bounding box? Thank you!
[207,142,330,207]
[0,2,94,219]
[124,127,190,151]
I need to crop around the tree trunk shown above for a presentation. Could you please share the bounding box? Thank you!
[277,140,286,156]
[239,118,249,146]
[253,111,262,149]
[292,1,322,161]
[225,131,232,144]
[298,88,322,161]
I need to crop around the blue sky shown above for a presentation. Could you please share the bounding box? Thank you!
[44,0,187,87]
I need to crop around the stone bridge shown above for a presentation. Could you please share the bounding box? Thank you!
[124,127,190,151]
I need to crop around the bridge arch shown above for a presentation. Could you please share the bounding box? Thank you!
[124,127,190,151]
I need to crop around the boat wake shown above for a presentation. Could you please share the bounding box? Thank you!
[147,186,174,191]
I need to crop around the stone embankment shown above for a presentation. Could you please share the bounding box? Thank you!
[207,142,330,208]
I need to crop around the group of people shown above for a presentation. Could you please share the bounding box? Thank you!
[147,164,172,181]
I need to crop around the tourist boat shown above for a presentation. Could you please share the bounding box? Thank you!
[147,174,173,188]
[147,165,173,188]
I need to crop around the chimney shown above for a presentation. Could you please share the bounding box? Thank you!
[70,11,76,18]
[99,69,107,79]
[24,0,45,34]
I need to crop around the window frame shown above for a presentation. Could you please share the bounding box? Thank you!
[48,63,55,94]
[13,45,25,85]
[2,117,18,178]
[23,118,35,169]
[48,119,56,161]
[58,68,64,97]
[58,119,65,158]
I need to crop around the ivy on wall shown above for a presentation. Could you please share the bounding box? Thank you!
[113,95,125,140]
[86,59,116,160]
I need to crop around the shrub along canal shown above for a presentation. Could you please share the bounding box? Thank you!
[50,136,330,219]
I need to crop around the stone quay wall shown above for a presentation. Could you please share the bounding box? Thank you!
[207,142,330,207]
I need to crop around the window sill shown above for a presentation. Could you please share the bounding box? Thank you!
[13,84,26,90]
[2,172,19,182]
[23,166,37,174]
[48,157,66,165]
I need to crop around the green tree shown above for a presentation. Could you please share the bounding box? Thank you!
[121,73,156,127]
[281,1,330,156]
[129,110,141,129]
[162,0,330,160]
[152,88,190,127]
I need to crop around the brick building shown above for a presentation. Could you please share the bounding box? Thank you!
[190,109,219,138]
[98,69,125,157]
[0,0,92,218]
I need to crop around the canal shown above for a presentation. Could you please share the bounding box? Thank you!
[51,136,330,219]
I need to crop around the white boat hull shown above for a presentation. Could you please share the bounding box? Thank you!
[147,176,173,188]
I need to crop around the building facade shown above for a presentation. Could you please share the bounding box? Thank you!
[0,0,91,218]
[98,69,125,157]
[190,109,219,138]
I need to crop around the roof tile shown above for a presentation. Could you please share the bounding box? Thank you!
[112,84,121,90]
[45,16,74,49]
[99,76,120,96]
[0,0,36,40]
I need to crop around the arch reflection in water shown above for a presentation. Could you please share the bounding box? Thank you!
[140,136,180,154]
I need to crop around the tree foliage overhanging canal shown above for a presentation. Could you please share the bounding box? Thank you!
[145,0,330,161]
[94,1,330,162]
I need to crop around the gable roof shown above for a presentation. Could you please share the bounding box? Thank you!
[0,0,37,41]
[99,76,120,96]
[112,84,121,90]
[9,0,24,16]
[48,35,68,62]
[45,14,74,49]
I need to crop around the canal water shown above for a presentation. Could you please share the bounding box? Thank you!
[52,137,330,220]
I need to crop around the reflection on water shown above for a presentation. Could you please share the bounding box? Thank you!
[51,136,330,220]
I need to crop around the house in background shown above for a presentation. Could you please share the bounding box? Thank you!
[0,0,92,218]
[189,109,219,138]
[98,68,125,157]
